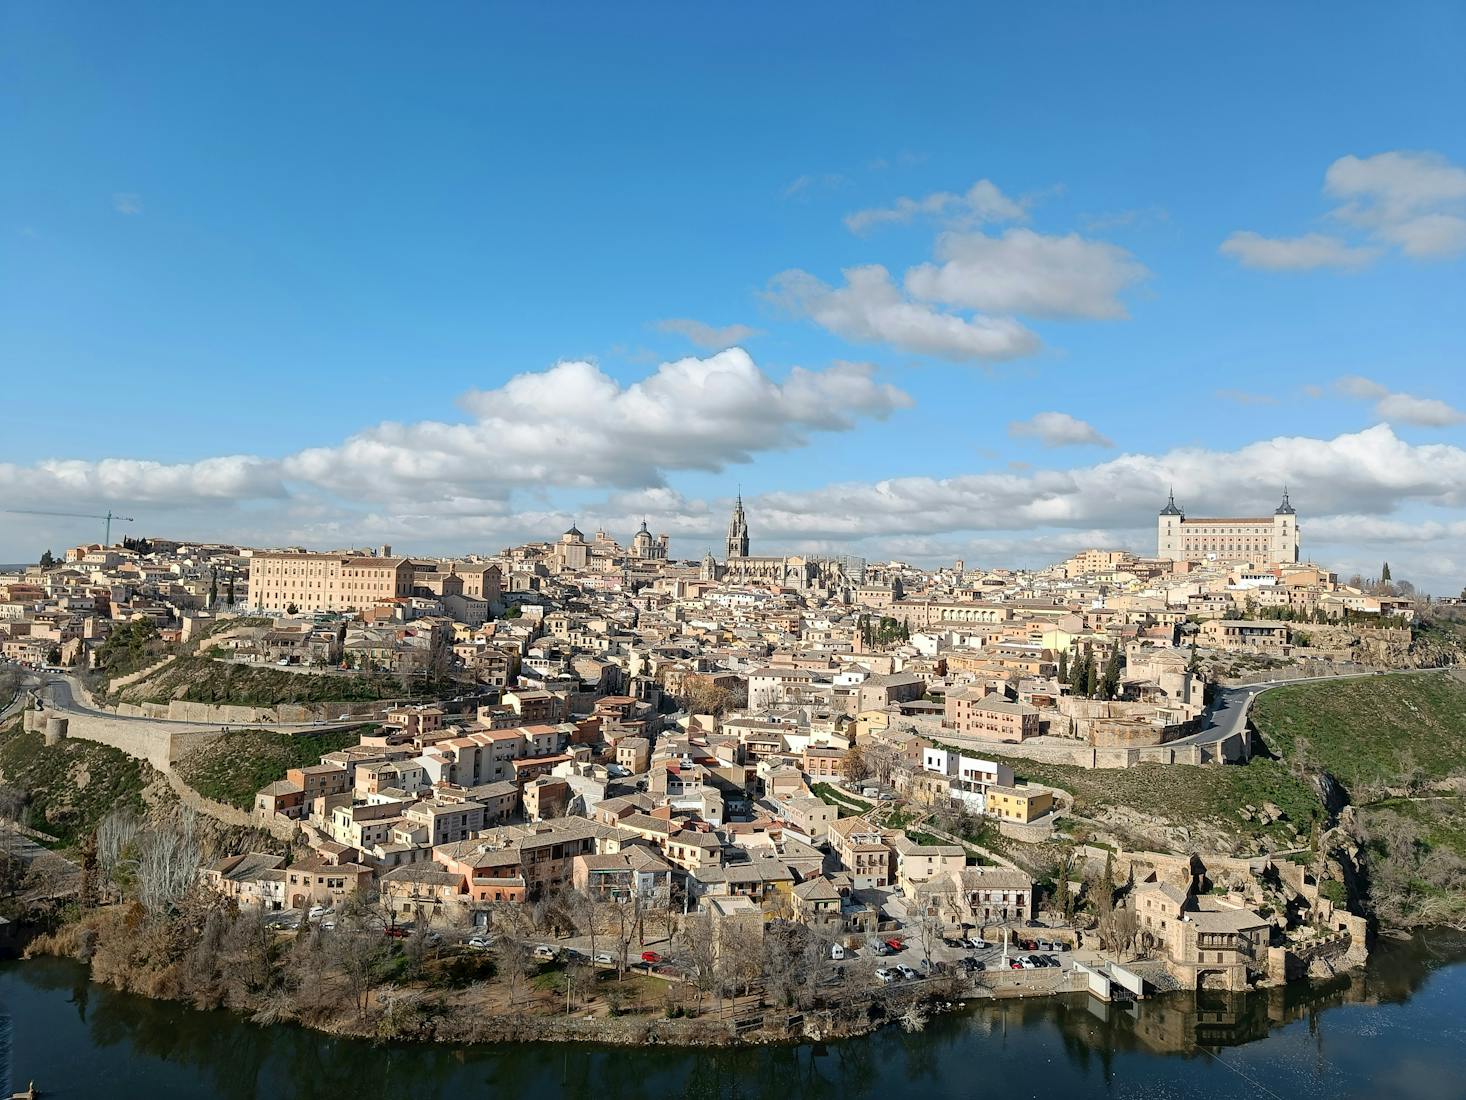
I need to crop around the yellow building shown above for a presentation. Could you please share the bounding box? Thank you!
[984,784,1054,823]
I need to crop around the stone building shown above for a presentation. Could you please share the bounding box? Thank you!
[1156,489,1300,564]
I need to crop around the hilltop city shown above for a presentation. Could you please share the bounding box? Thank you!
[1,489,1459,1041]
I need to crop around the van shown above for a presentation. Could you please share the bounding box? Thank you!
[829,943,846,961]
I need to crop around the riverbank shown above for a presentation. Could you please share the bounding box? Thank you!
[20,904,952,1048]
[6,931,1466,1099]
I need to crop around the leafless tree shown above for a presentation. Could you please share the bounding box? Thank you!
[673,910,719,1011]
[135,808,202,915]
[97,807,141,899]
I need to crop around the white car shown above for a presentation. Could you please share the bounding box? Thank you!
[875,967,897,983]
[1019,956,1038,969]
[896,965,919,980]
[307,906,327,922]
[466,935,493,951]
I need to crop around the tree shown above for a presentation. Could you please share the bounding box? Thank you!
[134,808,202,915]
[225,573,236,607]
[842,743,871,784]
[39,549,54,569]
[1057,649,1068,684]
[285,602,299,615]
[209,566,219,608]
[1099,649,1122,700]
[1381,561,1392,582]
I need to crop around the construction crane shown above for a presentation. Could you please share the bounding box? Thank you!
[2,508,136,546]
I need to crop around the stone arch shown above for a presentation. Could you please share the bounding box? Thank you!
[1197,968,1230,991]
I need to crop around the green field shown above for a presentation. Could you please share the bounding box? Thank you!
[174,727,363,809]
[0,720,149,848]
[1250,672,1466,793]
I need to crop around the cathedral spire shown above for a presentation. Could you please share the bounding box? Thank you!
[1159,485,1183,516]
[1275,486,1296,515]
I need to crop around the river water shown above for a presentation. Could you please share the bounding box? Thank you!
[2,931,1464,1100]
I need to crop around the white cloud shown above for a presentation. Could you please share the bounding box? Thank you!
[767,265,1040,362]
[1008,412,1113,448]
[0,455,284,509]
[654,318,763,350]
[1222,150,1466,269]
[783,173,847,199]
[1335,375,1466,427]
[906,228,1148,319]
[1218,231,1377,271]
[285,349,911,498]
[844,179,1027,234]
[112,193,143,216]
[1326,151,1466,258]
[744,425,1466,544]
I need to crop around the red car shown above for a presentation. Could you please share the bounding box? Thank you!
[383,927,409,939]
[884,938,904,953]
[641,950,662,964]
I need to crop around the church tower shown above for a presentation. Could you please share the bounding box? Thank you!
[1157,487,1183,561]
[725,491,750,559]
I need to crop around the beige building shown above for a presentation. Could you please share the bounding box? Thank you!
[248,550,416,613]
[1156,490,1300,564]
[943,689,1040,741]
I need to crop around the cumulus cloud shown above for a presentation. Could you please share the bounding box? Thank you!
[1326,151,1466,258]
[741,425,1466,543]
[844,179,1027,234]
[654,318,763,350]
[1008,412,1113,448]
[767,265,1040,362]
[1219,231,1376,271]
[1222,150,1466,269]
[0,455,285,509]
[906,228,1148,319]
[285,349,911,498]
[1336,375,1466,427]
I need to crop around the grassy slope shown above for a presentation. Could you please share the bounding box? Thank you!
[979,750,1323,850]
[0,720,149,848]
[174,727,362,809]
[121,656,403,707]
[1250,672,1466,791]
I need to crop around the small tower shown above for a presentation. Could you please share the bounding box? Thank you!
[1273,487,1299,563]
[1157,487,1184,561]
[725,490,750,560]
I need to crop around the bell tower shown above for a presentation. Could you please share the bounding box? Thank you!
[725,491,750,559]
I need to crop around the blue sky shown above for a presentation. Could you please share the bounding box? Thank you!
[2,3,1464,589]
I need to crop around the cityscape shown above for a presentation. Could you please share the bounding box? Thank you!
[1,4,1464,1099]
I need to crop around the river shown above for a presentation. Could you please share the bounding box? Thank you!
[2,931,1464,1099]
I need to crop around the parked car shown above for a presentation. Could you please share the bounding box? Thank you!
[383,926,409,939]
[875,968,897,983]
[1025,919,1043,928]
[896,965,918,980]
[1019,957,1037,969]
[466,935,493,951]
[943,937,965,949]
[641,950,662,964]
[1009,959,1023,969]
[964,937,989,949]
[532,944,559,961]
[307,906,327,922]
[594,951,616,966]
[884,938,905,953]
[868,941,893,956]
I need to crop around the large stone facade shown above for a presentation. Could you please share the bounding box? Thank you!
[1156,489,1300,564]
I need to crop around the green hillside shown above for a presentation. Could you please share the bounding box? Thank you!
[1251,672,1466,793]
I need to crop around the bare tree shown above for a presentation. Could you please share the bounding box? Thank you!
[135,809,202,915]
[97,807,141,901]
[673,911,719,1011]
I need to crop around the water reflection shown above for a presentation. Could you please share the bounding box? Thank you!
[2,929,1463,1100]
